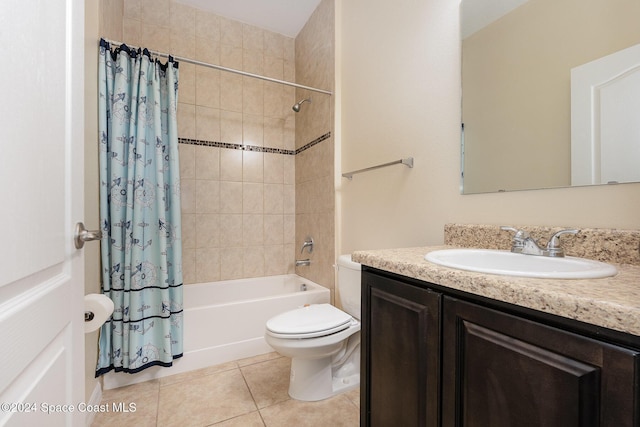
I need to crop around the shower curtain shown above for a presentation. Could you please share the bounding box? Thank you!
[96,39,183,375]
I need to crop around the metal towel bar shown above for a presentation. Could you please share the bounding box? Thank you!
[342,157,414,180]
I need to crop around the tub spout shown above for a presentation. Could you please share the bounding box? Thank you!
[295,259,311,267]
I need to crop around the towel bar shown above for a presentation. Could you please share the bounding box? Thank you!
[342,157,413,180]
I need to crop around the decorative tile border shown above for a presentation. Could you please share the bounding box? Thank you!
[178,132,331,156]
[295,132,331,154]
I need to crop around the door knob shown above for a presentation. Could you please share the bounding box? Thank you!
[74,222,102,249]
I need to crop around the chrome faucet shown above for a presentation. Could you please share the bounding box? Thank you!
[300,236,314,254]
[501,226,579,257]
[296,237,314,267]
[545,229,581,257]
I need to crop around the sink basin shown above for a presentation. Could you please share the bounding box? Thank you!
[425,249,618,279]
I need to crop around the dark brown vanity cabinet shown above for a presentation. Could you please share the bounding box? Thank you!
[442,297,639,427]
[361,268,640,427]
[361,269,442,427]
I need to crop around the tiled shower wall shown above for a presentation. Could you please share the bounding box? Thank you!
[121,0,334,287]
[123,0,298,283]
[294,0,336,292]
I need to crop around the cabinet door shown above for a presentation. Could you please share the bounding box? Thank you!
[442,297,639,427]
[361,271,441,427]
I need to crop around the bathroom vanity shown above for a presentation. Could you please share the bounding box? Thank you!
[353,233,640,427]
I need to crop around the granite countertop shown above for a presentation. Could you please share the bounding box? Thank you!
[352,246,640,336]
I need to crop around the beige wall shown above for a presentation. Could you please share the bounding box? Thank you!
[337,0,640,255]
[462,0,640,193]
[295,0,336,293]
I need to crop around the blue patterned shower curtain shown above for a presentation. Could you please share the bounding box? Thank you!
[96,39,183,375]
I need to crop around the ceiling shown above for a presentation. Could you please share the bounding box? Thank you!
[461,0,530,39]
[175,0,322,38]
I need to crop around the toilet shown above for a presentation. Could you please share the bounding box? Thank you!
[264,255,362,401]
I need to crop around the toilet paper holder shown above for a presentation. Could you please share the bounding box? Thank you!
[84,293,114,333]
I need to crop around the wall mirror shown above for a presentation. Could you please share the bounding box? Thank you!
[460,0,640,194]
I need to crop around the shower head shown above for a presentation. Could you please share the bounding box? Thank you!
[292,98,311,112]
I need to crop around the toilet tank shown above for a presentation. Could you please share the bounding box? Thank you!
[336,254,362,320]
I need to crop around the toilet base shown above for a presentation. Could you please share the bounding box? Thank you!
[288,356,360,401]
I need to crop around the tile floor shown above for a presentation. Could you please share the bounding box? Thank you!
[92,352,360,426]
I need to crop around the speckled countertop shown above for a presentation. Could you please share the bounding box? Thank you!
[352,246,640,337]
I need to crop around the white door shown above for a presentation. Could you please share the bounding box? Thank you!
[0,0,85,426]
[571,43,640,186]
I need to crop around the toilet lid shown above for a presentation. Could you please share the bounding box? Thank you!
[266,303,353,338]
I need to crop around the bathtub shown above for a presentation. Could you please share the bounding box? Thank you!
[103,274,330,390]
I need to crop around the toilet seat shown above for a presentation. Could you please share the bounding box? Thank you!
[266,303,354,339]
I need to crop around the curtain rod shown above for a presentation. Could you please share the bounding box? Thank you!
[103,38,333,96]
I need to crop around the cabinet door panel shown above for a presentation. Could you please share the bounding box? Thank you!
[443,297,639,427]
[462,321,599,426]
[362,272,441,427]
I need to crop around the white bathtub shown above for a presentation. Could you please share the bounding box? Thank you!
[103,274,330,390]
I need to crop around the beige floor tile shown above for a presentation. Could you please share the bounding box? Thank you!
[212,411,266,426]
[101,378,160,402]
[159,360,239,387]
[92,392,159,427]
[259,394,359,427]
[157,368,257,427]
[236,351,282,367]
[92,355,359,427]
[240,357,291,408]
[344,388,360,409]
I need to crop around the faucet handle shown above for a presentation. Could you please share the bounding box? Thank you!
[500,226,530,252]
[500,226,529,241]
[500,226,528,236]
[545,229,579,257]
